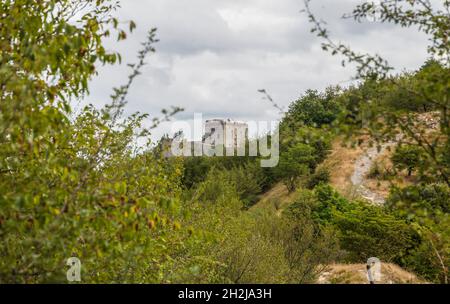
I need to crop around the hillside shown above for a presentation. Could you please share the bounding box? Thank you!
[252,135,430,284]
[2,0,448,285]
[326,112,441,204]
[325,137,395,204]
[250,182,293,215]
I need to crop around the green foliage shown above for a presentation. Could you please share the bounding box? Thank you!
[332,203,419,263]
[275,112,332,191]
[387,184,449,283]
[270,95,335,191]
[215,208,342,283]
[306,0,450,185]
[275,143,315,191]
[0,1,189,283]
[295,183,448,283]
[214,212,291,283]
[282,87,342,129]
[388,184,450,219]
[289,185,420,268]
[191,168,242,205]
[182,157,213,188]
[227,164,265,209]
[313,186,419,264]
[182,147,270,190]
[310,184,351,225]
[1,0,448,284]
[305,166,330,189]
[182,155,267,208]
[392,145,423,176]
[303,1,449,283]
[175,171,343,284]
[298,54,449,285]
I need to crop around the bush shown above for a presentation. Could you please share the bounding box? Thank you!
[306,166,330,189]
[216,207,342,283]
[367,160,394,180]
[192,168,241,205]
[275,143,315,192]
[229,164,265,208]
[282,87,342,129]
[289,185,420,265]
[387,184,450,283]
[392,145,423,176]
[311,184,352,225]
[367,161,382,179]
[332,203,419,263]
[387,183,450,219]
[182,157,213,188]
[0,3,194,281]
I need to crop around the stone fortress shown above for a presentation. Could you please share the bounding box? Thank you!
[165,118,249,157]
[203,118,248,150]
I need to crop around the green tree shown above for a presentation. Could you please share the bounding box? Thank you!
[392,145,423,176]
[303,0,449,283]
[282,87,342,129]
[275,143,315,192]
[332,203,419,263]
[304,0,450,185]
[387,184,449,283]
[0,0,186,283]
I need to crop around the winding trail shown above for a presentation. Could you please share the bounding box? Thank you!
[350,113,439,204]
[350,141,396,204]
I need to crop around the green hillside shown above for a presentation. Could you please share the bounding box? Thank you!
[0,0,448,284]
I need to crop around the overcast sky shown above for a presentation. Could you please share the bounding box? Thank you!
[83,0,431,141]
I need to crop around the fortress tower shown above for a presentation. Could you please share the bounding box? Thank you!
[203,119,248,149]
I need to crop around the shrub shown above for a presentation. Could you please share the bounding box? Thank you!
[392,145,423,176]
[332,203,419,263]
[311,184,352,225]
[222,165,264,209]
[282,87,342,129]
[306,166,330,189]
[182,157,213,188]
[216,208,342,283]
[290,185,420,266]
[275,143,315,192]
[387,184,450,283]
[367,161,382,179]
[0,2,193,282]
[192,168,241,205]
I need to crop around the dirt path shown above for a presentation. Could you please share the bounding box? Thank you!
[350,141,397,204]
[317,263,423,284]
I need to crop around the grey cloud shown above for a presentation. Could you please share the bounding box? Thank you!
[83,0,432,142]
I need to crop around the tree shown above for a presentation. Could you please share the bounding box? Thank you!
[392,145,423,176]
[387,184,449,283]
[303,0,449,283]
[332,203,419,263]
[275,143,315,192]
[282,87,342,130]
[0,1,186,283]
[306,166,330,189]
[304,0,450,185]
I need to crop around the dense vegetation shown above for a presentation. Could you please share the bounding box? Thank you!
[0,0,448,283]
